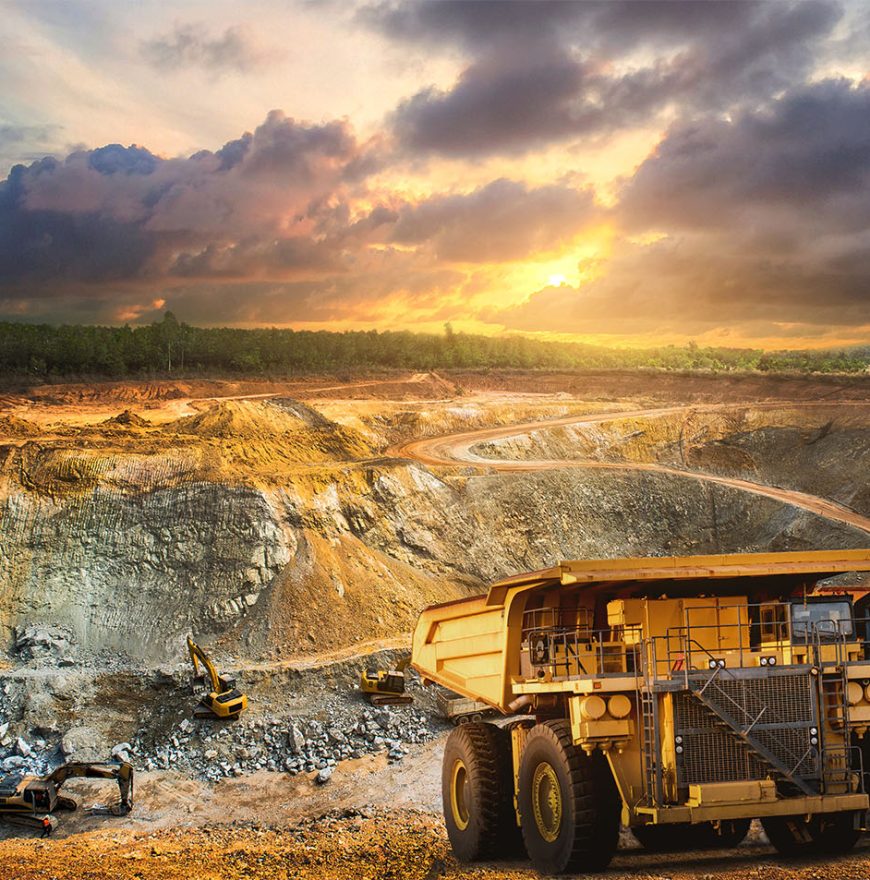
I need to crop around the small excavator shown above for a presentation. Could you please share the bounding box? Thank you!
[187,636,248,719]
[360,656,413,706]
[0,761,133,834]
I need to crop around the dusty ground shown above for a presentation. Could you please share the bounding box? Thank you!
[6,808,870,880]
[4,370,870,877]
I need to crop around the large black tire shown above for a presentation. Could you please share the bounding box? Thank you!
[442,722,514,861]
[632,818,750,851]
[761,812,861,856]
[517,720,621,874]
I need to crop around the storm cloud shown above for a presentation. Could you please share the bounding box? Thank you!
[0,112,376,297]
[381,0,841,156]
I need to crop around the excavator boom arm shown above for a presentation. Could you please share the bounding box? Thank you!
[187,636,221,693]
[47,762,134,812]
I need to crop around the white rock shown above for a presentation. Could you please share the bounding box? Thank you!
[111,742,132,758]
[16,737,31,758]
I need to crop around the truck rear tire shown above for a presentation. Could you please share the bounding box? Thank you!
[517,720,620,874]
[632,818,750,851]
[442,722,514,861]
[761,812,860,856]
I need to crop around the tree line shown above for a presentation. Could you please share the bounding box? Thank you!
[0,314,867,378]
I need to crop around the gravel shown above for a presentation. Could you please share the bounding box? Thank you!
[131,702,439,782]
[0,668,451,783]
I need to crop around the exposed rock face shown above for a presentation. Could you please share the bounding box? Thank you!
[0,483,291,661]
[1,397,868,666]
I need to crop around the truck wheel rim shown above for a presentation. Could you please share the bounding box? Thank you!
[450,759,470,830]
[532,761,562,843]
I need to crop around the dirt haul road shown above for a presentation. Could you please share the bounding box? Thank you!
[395,402,870,535]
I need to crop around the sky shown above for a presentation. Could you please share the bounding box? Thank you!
[1,0,869,349]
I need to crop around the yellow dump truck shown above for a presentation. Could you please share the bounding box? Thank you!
[411,549,870,874]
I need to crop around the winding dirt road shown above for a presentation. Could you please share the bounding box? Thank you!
[395,404,870,535]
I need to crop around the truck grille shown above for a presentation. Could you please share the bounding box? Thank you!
[674,672,820,788]
[674,692,767,784]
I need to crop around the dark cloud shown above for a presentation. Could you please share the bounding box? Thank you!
[358,0,589,50]
[391,178,598,262]
[620,79,870,231]
[141,23,277,73]
[0,113,378,306]
[383,1,841,157]
[391,47,586,156]
[241,111,359,178]
[362,0,838,58]
[87,144,160,176]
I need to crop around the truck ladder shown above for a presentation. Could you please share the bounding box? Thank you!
[639,640,663,806]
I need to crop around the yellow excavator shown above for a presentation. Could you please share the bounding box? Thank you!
[187,636,248,719]
[0,761,133,834]
[360,655,413,706]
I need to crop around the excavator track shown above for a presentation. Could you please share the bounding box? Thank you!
[368,694,413,706]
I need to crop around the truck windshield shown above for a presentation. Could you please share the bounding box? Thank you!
[790,600,853,641]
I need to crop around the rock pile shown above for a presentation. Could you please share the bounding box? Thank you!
[13,626,76,665]
[133,704,439,782]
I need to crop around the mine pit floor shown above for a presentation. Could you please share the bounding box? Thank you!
[4,806,870,880]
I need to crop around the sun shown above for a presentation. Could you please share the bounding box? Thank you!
[547,273,568,286]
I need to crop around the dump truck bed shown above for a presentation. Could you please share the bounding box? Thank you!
[411,549,870,711]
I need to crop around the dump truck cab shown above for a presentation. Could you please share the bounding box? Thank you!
[412,550,870,874]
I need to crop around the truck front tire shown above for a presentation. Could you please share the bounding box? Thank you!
[517,720,620,874]
[442,722,515,861]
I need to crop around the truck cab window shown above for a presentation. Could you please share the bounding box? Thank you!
[790,600,853,641]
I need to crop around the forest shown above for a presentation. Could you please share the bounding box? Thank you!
[0,313,867,379]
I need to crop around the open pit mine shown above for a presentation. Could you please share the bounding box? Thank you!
[2,369,870,878]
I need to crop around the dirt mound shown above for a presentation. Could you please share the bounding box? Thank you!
[103,409,151,427]
[169,399,318,439]
[165,399,372,463]
[29,381,195,405]
[0,810,454,880]
[0,415,40,437]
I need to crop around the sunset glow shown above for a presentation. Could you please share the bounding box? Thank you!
[1,1,869,349]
